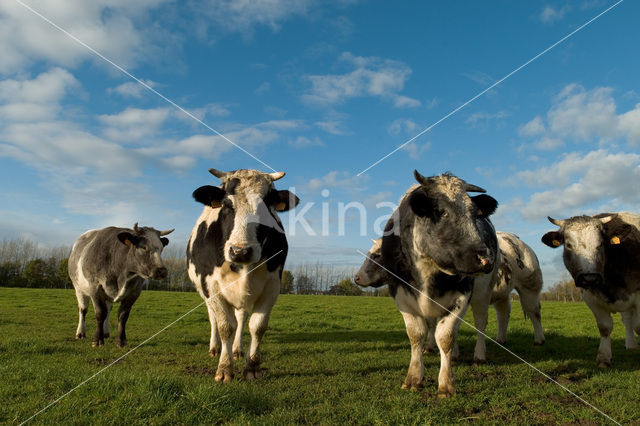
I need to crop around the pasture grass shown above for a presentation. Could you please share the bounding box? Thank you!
[1,287,639,425]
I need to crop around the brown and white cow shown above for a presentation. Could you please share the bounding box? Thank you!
[187,168,299,382]
[68,223,173,347]
[355,171,500,397]
[542,212,640,367]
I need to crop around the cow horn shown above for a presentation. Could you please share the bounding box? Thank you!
[463,183,486,193]
[133,222,140,233]
[370,238,377,244]
[159,229,175,236]
[548,216,565,227]
[413,170,429,185]
[598,214,615,224]
[208,168,228,179]
[269,171,285,181]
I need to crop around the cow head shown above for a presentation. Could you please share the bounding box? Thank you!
[355,238,388,287]
[117,223,173,279]
[542,215,620,289]
[192,168,299,265]
[408,171,498,276]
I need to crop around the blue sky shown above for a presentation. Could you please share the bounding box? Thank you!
[1,0,639,286]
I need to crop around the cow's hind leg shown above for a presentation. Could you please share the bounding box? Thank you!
[518,287,545,346]
[116,286,142,348]
[103,301,113,338]
[91,289,108,347]
[493,297,510,345]
[244,280,279,380]
[75,290,89,339]
[435,294,470,398]
[423,317,437,354]
[621,310,638,350]
[400,311,427,390]
[206,304,221,357]
[471,293,490,363]
[233,309,248,360]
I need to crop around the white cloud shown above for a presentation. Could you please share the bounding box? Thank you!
[466,110,508,124]
[388,118,418,136]
[519,116,545,137]
[402,141,431,160]
[0,1,172,74]
[107,80,156,98]
[255,82,270,95]
[289,136,324,149]
[540,5,570,24]
[302,52,420,108]
[533,137,564,151]
[315,120,348,135]
[307,170,369,192]
[98,107,171,143]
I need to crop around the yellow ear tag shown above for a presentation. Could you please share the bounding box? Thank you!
[552,239,562,247]
[275,202,286,211]
[610,236,621,245]
[477,209,483,216]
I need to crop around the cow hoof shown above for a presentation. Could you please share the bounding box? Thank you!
[597,361,611,368]
[75,333,86,340]
[534,339,545,346]
[104,333,110,338]
[214,367,233,383]
[233,351,244,360]
[473,357,486,365]
[401,376,424,390]
[423,346,436,354]
[496,338,506,345]
[625,344,638,350]
[243,366,263,381]
[209,349,220,357]
[91,340,104,347]
[437,386,455,398]
[116,339,128,348]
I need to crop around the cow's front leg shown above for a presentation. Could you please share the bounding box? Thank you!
[621,310,638,350]
[244,281,279,380]
[400,311,427,390]
[116,286,141,348]
[103,301,113,338]
[75,290,89,339]
[209,296,237,383]
[206,304,221,357]
[233,309,248,360]
[587,302,613,367]
[423,317,437,354]
[518,287,545,345]
[471,294,490,363]
[435,294,470,397]
[91,295,108,347]
[493,297,510,345]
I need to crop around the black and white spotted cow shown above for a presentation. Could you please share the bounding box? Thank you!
[356,171,499,397]
[542,212,640,367]
[187,168,299,382]
[68,223,173,347]
[355,231,545,354]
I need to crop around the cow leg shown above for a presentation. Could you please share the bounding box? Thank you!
[103,301,113,338]
[621,311,638,350]
[91,293,108,347]
[206,304,221,357]
[116,286,141,348]
[209,296,237,383]
[233,309,248,360]
[435,294,469,398]
[517,288,545,346]
[423,317,437,354]
[400,311,426,390]
[75,290,89,339]
[586,302,613,367]
[471,294,490,363]
[493,297,510,345]
[244,280,279,380]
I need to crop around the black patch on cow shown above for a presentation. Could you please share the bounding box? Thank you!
[498,249,512,285]
[598,216,640,302]
[193,185,225,207]
[381,219,417,298]
[503,234,525,270]
[408,191,439,221]
[257,222,288,272]
[224,178,240,195]
[471,194,498,218]
[428,272,474,299]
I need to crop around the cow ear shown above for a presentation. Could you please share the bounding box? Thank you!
[472,194,498,218]
[160,237,170,247]
[193,185,225,208]
[118,232,140,247]
[541,231,563,248]
[409,191,436,218]
[274,190,300,212]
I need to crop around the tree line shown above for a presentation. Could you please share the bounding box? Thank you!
[0,238,580,299]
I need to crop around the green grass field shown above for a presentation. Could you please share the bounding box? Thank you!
[1,287,639,425]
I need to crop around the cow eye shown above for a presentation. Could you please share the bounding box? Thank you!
[565,242,573,250]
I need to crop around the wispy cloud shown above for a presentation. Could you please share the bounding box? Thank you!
[540,5,570,24]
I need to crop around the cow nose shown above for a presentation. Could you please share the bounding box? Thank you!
[475,248,493,271]
[154,267,168,279]
[354,275,361,284]
[576,273,602,288]
[229,246,252,263]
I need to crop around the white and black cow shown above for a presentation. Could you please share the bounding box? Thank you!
[355,232,545,353]
[356,171,499,397]
[187,168,299,383]
[542,212,640,367]
[68,223,173,347]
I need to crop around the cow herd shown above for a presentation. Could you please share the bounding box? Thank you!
[67,168,640,397]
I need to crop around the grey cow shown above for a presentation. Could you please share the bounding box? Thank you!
[68,223,173,347]
[542,212,640,366]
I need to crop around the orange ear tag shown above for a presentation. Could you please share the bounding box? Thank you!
[610,236,621,245]
[552,240,562,247]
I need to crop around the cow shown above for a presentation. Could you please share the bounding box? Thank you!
[542,212,640,367]
[356,171,500,397]
[186,168,299,383]
[68,223,173,347]
[355,231,545,352]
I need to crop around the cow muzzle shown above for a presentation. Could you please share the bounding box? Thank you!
[228,245,255,264]
[575,273,603,289]
[153,267,168,280]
